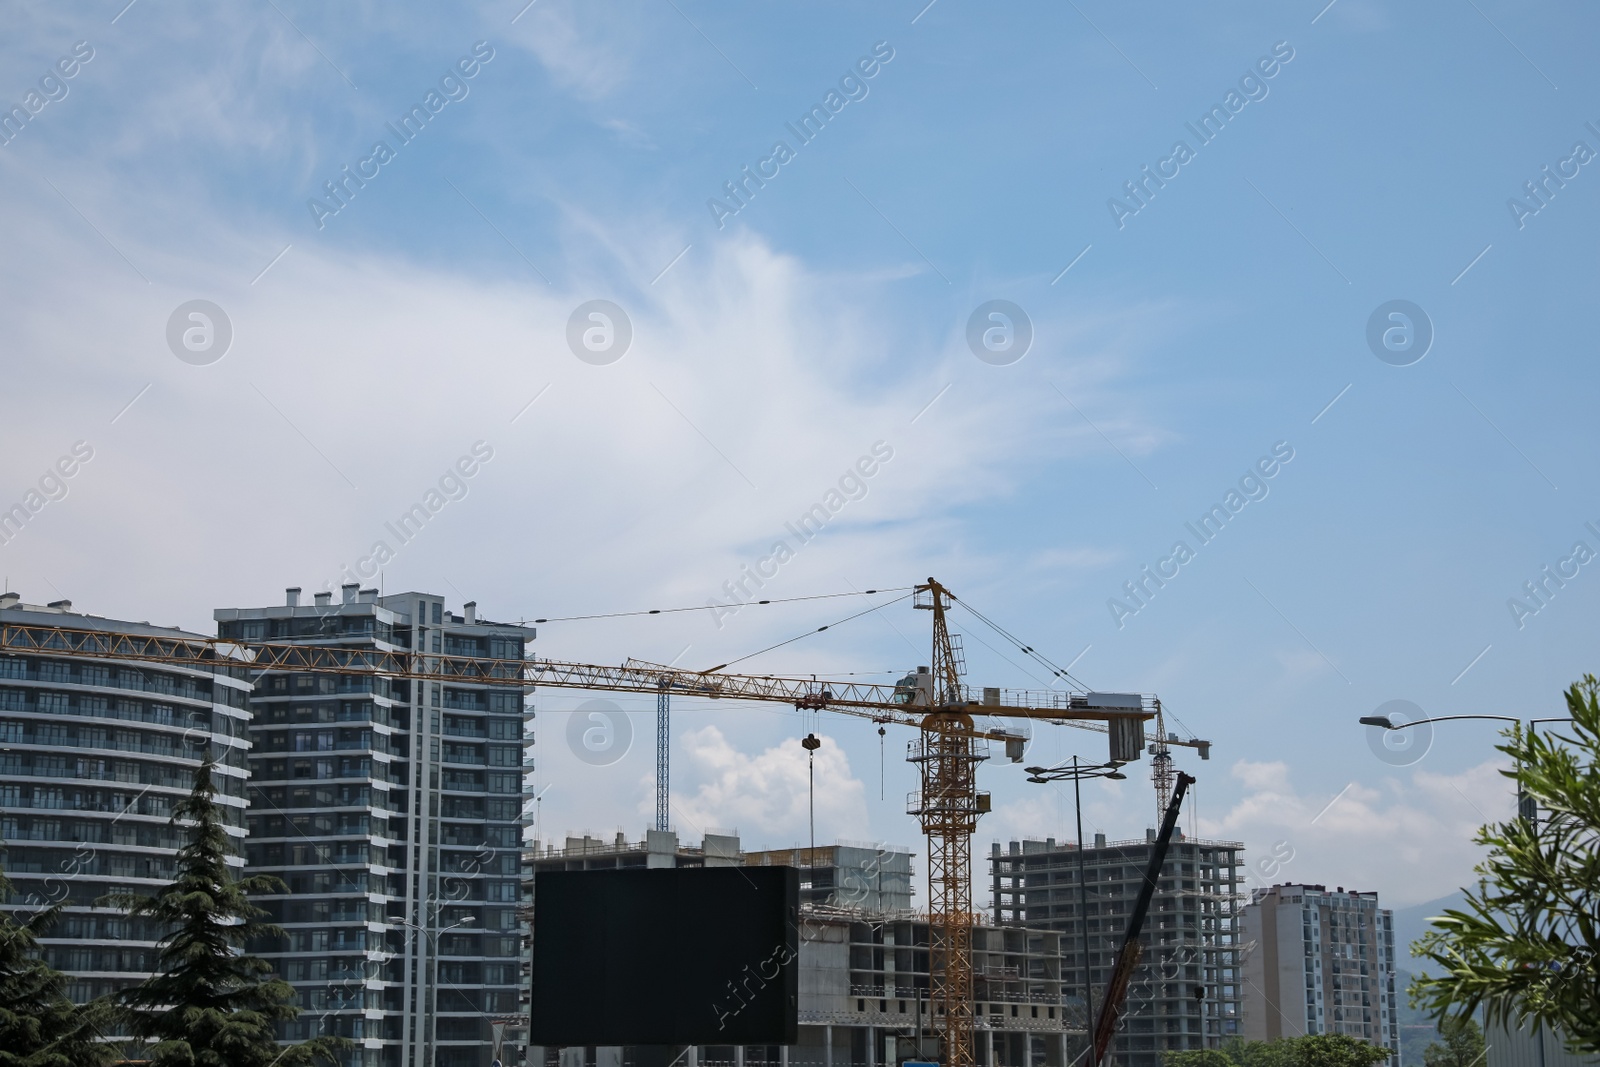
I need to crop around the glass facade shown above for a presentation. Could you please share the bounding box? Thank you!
[0,597,252,1005]
[221,587,532,1067]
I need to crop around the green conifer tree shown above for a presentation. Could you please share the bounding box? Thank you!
[110,761,347,1067]
[0,876,117,1067]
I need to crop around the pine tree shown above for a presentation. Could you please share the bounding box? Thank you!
[0,876,117,1067]
[109,761,347,1067]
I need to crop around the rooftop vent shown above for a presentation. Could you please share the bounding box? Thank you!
[0,592,19,609]
[341,583,358,605]
[286,587,301,607]
[464,601,476,624]
[358,588,378,604]
[313,592,332,607]
[46,599,72,611]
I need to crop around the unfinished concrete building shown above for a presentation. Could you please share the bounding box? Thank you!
[990,831,1245,1067]
[744,843,915,912]
[525,833,1080,1067]
[783,910,1075,1067]
[528,829,744,872]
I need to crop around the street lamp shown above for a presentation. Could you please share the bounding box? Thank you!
[1023,757,1126,1066]
[399,914,475,1060]
[1358,712,1572,823]
[1359,713,1570,731]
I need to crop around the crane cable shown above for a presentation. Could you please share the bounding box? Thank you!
[948,596,1092,691]
[951,593,1201,744]
[523,586,912,625]
[698,591,918,675]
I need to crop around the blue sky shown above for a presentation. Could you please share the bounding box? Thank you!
[2,0,1596,908]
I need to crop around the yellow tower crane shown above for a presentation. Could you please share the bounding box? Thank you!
[0,576,1176,1067]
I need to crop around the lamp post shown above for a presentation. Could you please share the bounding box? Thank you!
[1359,713,1571,824]
[1359,711,1572,1067]
[1024,757,1126,1067]
[399,914,475,1061]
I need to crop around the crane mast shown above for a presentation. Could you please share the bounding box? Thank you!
[909,578,981,1067]
[655,686,670,833]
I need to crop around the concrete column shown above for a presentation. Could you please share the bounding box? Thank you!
[736,1048,745,1067]
[780,1044,789,1067]
[984,1030,994,1067]
[1057,1032,1068,1067]
[824,1025,833,1067]
[688,1048,698,1067]
[867,1027,876,1067]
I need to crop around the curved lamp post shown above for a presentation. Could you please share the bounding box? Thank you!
[398,914,475,1060]
[1357,713,1571,823]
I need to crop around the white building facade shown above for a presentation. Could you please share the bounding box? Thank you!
[1240,884,1399,1060]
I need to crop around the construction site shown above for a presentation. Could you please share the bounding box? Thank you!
[8,8,1589,1066]
[0,575,1246,1067]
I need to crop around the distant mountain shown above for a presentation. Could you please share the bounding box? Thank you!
[1393,966,1439,1067]
[1389,892,1472,1067]
[1391,889,1471,974]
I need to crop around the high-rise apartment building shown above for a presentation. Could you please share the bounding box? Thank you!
[990,831,1245,1067]
[1240,885,1399,1060]
[0,593,253,1003]
[218,585,533,1067]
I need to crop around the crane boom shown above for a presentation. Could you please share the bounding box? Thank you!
[0,623,1151,727]
[1091,771,1196,1066]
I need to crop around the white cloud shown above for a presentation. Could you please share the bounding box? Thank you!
[668,724,869,848]
[1199,758,1511,908]
[504,0,639,100]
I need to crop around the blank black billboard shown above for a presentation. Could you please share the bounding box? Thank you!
[530,865,799,1047]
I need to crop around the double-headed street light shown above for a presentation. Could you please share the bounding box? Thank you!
[1023,757,1126,1066]
[398,914,475,1059]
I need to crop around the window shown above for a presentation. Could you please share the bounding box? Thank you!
[487,798,519,820]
